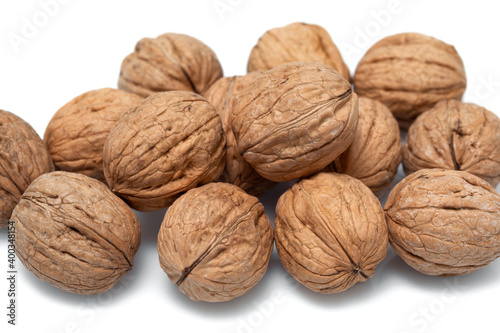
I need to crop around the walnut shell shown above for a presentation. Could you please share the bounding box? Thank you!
[44,88,143,182]
[0,110,54,227]
[103,91,226,211]
[11,171,141,294]
[204,73,276,196]
[118,33,223,97]
[385,169,500,276]
[403,100,500,187]
[232,62,358,182]
[157,182,273,302]
[248,22,350,82]
[275,172,388,293]
[353,33,466,127]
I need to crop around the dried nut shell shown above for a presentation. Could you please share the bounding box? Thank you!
[44,88,143,182]
[157,183,273,302]
[247,22,350,82]
[232,62,358,182]
[353,33,466,127]
[103,91,226,211]
[403,100,500,187]
[118,33,223,97]
[275,172,388,293]
[11,171,141,295]
[0,110,54,227]
[385,169,500,276]
[204,73,276,196]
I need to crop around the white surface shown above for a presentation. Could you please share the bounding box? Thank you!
[1,0,500,332]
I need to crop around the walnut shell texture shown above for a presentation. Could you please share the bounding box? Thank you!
[11,171,141,295]
[248,22,350,82]
[118,33,223,97]
[157,183,273,302]
[44,88,143,182]
[103,91,226,211]
[232,62,359,182]
[403,100,500,187]
[275,172,388,293]
[204,73,276,196]
[353,33,466,127]
[0,110,54,227]
[385,169,500,276]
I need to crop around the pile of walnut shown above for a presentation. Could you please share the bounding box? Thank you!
[2,22,500,301]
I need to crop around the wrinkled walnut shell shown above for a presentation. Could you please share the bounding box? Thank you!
[157,183,273,302]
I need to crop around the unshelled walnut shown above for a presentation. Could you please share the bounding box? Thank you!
[232,62,358,182]
[247,22,350,81]
[157,182,273,302]
[0,110,54,227]
[103,91,226,211]
[403,100,500,187]
[353,33,466,128]
[44,88,143,182]
[204,73,276,196]
[275,172,388,293]
[11,171,141,295]
[118,33,223,97]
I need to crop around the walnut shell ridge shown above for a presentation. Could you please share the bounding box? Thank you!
[157,182,274,302]
[403,100,500,187]
[118,33,223,97]
[44,88,143,182]
[385,169,500,276]
[11,171,141,295]
[232,62,359,182]
[0,110,54,227]
[275,172,388,293]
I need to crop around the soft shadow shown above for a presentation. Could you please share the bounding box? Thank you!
[258,181,295,224]
[134,208,167,245]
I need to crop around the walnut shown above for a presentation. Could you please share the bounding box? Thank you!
[118,33,223,97]
[103,91,226,211]
[11,171,141,294]
[232,62,358,182]
[247,22,350,82]
[44,88,143,182]
[275,172,388,293]
[403,100,500,187]
[385,169,500,276]
[353,33,466,128]
[0,110,54,227]
[157,182,273,302]
[204,72,276,196]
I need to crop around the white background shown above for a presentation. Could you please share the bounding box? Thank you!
[1,0,500,332]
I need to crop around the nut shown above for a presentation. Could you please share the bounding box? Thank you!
[353,33,466,127]
[232,61,358,182]
[248,22,350,82]
[275,172,388,293]
[385,169,500,276]
[44,88,143,182]
[11,171,141,294]
[157,182,273,302]
[118,33,223,97]
[0,110,54,227]
[204,73,276,196]
[403,100,500,187]
[103,91,226,211]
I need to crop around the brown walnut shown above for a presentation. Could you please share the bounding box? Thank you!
[157,182,273,302]
[385,169,500,276]
[403,100,500,187]
[103,91,226,211]
[232,62,358,182]
[275,172,388,293]
[11,171,141,294]
[0,110,54,227]
[44,88,143,182]
[118,33,223,97]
